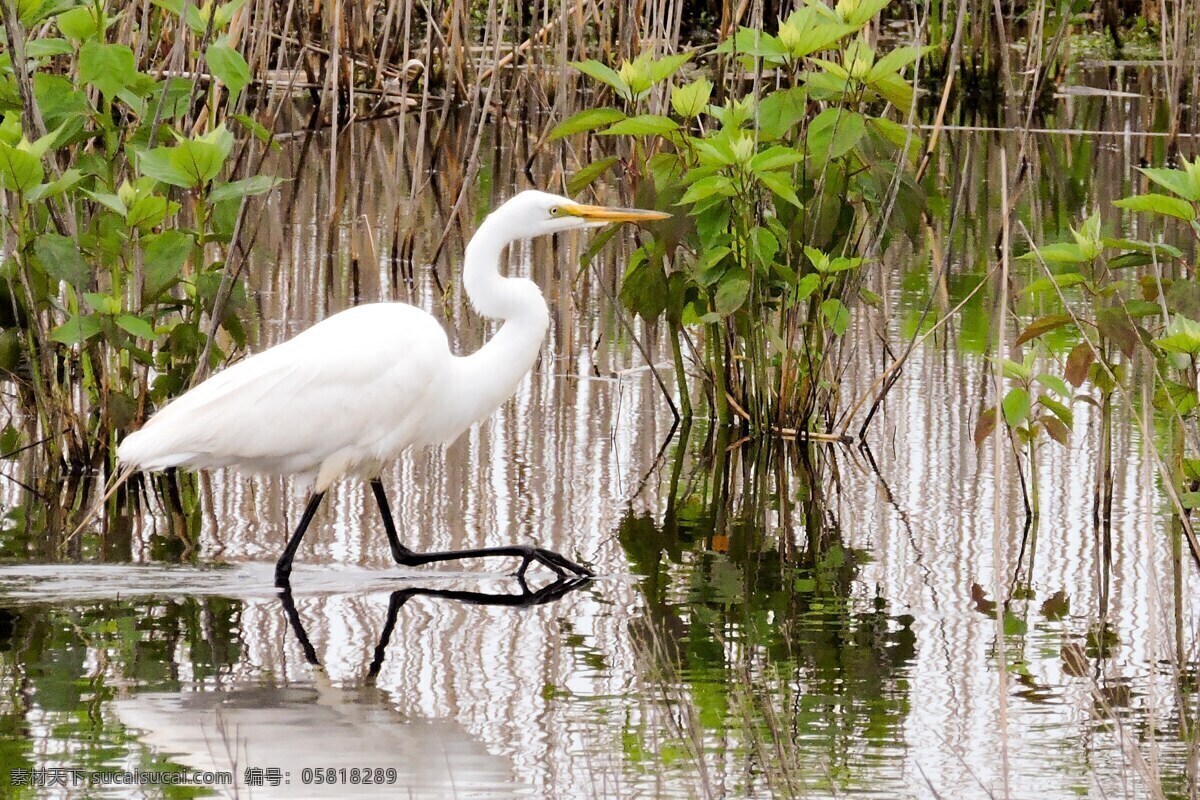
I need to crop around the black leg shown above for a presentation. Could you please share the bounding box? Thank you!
[368,478,593,578]
[370,478,414,563]
[275,492,325,587]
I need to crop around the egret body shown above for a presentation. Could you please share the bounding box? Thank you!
[118,190,668,584]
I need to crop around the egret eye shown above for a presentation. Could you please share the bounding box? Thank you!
[549,207,560,216]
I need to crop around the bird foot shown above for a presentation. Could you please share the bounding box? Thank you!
[513,545,594,580]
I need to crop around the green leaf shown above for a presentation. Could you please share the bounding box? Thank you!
[866,117,917,160]
[549,107,626,140]
[33,233,90,289]
[207,175,284,203]
[1035,373,1071,399]
[750,226,779,270]
[868,72,914,109]
[26,38,74,57]
[206,40,251,100]
[600,115,678,137]
[24,167,82,202]
[116,313,157,339]
[756,86,808,140]
[670,77,712,119]
[175,140,227,186]
[1125,299,1161,319]
[1039,394,1074,428]
[569,60,629,100]
[1138,166,1200,202]
[49,314,101,345]
[793,273,820,301]
[125,194,171,228]
[648,53,692,83]
[750,145,805,173]
[715,27,788,60]
[1001,358,1032,381]
[715,274,751,316]
[783,17,856,58]
[567,156,619,196]
[138,139,228,188]
[692,245,731,285]
[756,170,803,208]
[1114,193,1195,221]
[25,123,67,159]
[820,297,850,335]
[806,108,865,164]
[142,230,192,301]
[19,0,73,26]
[83,291,120,315]
[693,138,735,166]
[82,189,128,215]
[1002,610,1027,636]
[865,44,929,83]
[136,147,192,187]
[79,40,137,98]
[1101,237,1184,259]
[1022,272,1086,294]
[233,112,276,147]
[1002,387,1031,427]
[805,66,849,99]
[153,0,206,31]
[55,5,99,40]
[0,142,44,193]
[1019,241,1088,264]
[680,175,733,206]
[195,123,235,158]
[212,0,249,28]
[1155,315,1200,355]
[838,0,892,27]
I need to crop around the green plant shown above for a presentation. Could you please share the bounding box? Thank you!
[554,0,927,434]
[1011,161,1200,576]
[0,0,277,483]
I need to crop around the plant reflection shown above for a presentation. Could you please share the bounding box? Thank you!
[618,429,917,793]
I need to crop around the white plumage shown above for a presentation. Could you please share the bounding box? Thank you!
[119,303,452,488]
[114,190,667,584]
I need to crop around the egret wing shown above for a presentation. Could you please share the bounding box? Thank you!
[118,304,451,475]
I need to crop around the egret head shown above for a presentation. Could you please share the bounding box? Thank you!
[495,190,670,239]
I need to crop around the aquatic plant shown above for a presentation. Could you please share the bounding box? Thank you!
[0,1,278,496]
[555,0,928,434]
[1001,162,1200,587]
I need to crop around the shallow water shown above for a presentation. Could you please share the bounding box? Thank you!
[1,77,1198,799]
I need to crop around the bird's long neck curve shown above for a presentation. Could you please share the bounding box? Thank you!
[450,212,550,428]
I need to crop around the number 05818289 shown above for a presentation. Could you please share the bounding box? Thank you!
[300,768,399,785]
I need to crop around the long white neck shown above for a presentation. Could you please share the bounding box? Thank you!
[449,213,551,429]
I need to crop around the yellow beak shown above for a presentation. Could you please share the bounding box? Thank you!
[563,203,671,224]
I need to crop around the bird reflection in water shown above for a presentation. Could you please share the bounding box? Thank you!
[277,575,591,678]
[109,576,592,799]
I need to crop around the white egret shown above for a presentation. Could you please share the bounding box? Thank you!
[117,190,669,585]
